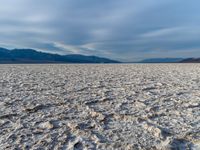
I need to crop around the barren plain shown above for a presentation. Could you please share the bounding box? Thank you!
[0,64,200,150]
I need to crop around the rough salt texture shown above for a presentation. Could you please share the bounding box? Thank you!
[0,64,200,150]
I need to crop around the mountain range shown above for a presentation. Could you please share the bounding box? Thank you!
[140,58,200,63]
[179,58,200,63]
[0,48,120,63]
[0,47,199,63]
[139,58,183,63]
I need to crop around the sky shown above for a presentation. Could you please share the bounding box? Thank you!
[0,0,200,61]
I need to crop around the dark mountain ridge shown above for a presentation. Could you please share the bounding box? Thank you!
[0,48,120,63]
[180,58,200,63]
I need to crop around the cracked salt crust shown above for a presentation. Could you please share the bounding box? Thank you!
[0,64,199,149]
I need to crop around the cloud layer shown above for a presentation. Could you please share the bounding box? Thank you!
[0,0,200,61]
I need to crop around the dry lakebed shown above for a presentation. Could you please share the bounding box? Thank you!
[0,64,200,150]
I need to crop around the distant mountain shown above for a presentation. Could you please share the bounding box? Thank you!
[180,58,200,63]
[139,58,183,63]
[0,48,120,63]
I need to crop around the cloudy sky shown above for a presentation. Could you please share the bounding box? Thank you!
[0,0,200,61]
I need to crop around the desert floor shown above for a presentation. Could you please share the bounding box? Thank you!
[0,64,200,150]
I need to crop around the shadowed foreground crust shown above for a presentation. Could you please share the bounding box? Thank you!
[0,64,199,149]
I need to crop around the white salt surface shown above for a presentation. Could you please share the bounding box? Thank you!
[0,64,200,149]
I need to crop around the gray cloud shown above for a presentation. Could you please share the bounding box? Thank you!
[0,0,200,61]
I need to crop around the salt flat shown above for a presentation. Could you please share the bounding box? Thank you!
[0,64,200,150]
